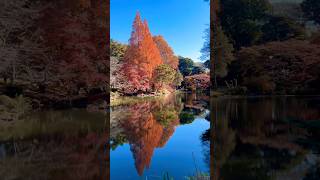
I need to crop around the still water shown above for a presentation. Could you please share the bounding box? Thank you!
[0,109,109,180]
[212,96,320,180]
[1,95,319,180]
[110,93,210,179]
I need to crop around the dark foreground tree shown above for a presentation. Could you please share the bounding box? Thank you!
[260,15,306,42]
[201,27,234,81]
[219,0,271,49]
[178,56,194,77]
[301,0,320,25]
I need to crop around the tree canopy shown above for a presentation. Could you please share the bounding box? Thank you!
[219,0,271,49]
[121,12,163,93]
[153,64,176,90]
[229,40,320,94]
[153,35,179,70]
[111,39,127,60]
[178,56,194,77]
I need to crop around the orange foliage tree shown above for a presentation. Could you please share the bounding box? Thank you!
[122,12,163,94]
[153,35,179,70]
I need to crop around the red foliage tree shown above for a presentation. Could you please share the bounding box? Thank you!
[184,74,210,91]
[40,0,107,97]
[122,12,163,93]
[153,35,179,70]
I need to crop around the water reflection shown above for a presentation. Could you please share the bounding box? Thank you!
[0,110,109,180]
[211,96,320,180]
[110,93,210,179]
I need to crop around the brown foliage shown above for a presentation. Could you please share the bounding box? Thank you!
[184,73,210,91]
[153,35,179,69]
[310,32,320,45]
[234,39,320,94]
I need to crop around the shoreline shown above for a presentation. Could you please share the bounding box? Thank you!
[210,90,320,98]
[110,90,180,107]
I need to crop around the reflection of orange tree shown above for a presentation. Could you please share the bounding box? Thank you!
[119,99,181,175]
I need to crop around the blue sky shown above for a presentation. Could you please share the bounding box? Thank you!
[110,0,209,61]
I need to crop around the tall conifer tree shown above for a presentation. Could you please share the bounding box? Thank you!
[122,12,162,92]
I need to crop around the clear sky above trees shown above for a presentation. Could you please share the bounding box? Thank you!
[110,0,209,61]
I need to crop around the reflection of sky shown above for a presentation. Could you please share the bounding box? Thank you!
[110,118,209,180]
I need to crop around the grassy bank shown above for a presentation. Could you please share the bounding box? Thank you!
[111,95,161,107]
[110,90,183,107]
[111,92,164,107]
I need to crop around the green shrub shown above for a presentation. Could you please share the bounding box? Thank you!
[179,112,195,124]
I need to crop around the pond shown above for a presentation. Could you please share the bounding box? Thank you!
[211,96,320,180]
[1,95,319,180]
[0,109,109,180]
[110,93,210,179]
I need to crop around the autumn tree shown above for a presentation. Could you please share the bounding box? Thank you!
[40,0,108,97]
[153,35,179,69]
[122,12,163,93]
[110,56,123,90]
[184,74,210,91]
